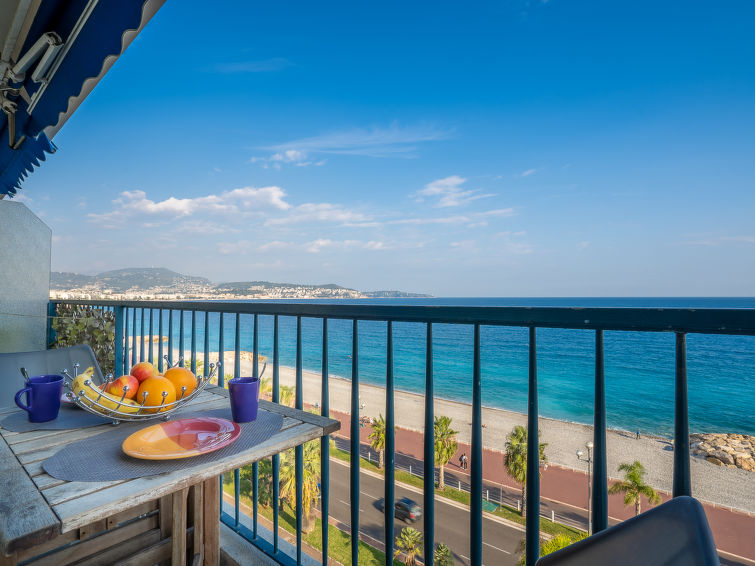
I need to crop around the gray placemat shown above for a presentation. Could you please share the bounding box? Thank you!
[1,404,111,432]
[43,408,284,481]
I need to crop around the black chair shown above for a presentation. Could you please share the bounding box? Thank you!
[0,345,104,408]
[537,496,720,566]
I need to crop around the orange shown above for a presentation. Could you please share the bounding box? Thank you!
[163,367,198,400]
[136,376,176,413]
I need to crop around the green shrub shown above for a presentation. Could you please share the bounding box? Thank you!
[51,304,115,375]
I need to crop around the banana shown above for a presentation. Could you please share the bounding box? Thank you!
[72,374,140,414]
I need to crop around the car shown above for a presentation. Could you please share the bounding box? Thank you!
[376,497,422,523]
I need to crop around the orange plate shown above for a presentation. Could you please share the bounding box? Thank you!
[122,417,241,460]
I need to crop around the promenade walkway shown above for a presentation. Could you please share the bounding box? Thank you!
[331,409,755,564]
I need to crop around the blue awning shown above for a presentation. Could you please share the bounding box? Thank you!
[0,0,165,198]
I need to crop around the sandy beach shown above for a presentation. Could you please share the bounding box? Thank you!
[180,350,755,515]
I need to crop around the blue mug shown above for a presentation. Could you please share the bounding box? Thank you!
[228,377,260,423]
[15,374,64,423]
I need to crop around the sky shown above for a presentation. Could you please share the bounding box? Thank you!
[16,0,755,296]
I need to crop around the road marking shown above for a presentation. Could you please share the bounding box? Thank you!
[360,490,379,500]
[483,541,511,554]
[338,499,350,506]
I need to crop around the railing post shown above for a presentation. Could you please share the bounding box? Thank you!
[470,323,483,566]
[593,329,608,533]
[424,322,435,566]
[321,317,330,565]
[203,311,210,377]
[295,316,303,565]
[114,306,124,377]
[131,307,137,367]
[673,332,691,497]
[158,309,164,373]
[272,315,280,555]
[385,320,395,566]
[252,314,259,539]
[46,302,57,347]
[526,326,540,566]
[123,308,130,375]
[190,310,197,374]
[140,308,145,363]
[167,309,173,368]
[350,319,360,566]
[148,308,154,365]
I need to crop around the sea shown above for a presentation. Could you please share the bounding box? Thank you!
[153,298,755,437]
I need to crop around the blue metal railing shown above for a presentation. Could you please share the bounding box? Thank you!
[50,299,755,566]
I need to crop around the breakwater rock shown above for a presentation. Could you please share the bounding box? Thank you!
[691,433,755,471]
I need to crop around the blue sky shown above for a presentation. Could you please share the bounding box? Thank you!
[17,0,755,296]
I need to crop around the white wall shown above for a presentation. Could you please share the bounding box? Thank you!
[0,200,52,353]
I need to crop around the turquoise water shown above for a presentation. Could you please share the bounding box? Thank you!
[148,298,755,437]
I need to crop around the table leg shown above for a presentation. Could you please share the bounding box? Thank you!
[203,478,220,566]
[190,483,204,564]
[171,487,189,566]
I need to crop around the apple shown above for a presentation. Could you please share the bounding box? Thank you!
[130,361,158,383]
[106,375,139,400]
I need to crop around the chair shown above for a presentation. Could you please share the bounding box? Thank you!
[0,345,104,408]
[536,496,720,566]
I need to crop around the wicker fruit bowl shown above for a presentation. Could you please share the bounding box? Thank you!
[62,359,221,424]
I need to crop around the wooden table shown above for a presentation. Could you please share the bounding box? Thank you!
[0,387,339,566]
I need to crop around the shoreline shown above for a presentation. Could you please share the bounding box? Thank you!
[172,349,755,514]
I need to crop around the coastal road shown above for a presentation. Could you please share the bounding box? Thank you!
[330,436,753,566]
[319,458,521,565]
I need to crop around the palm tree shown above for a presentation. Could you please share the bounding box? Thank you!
[278,440,321,532]
[517,533,586,566]
[259,376,272,397]
[368,414,388,468]
[395,527,423,566]
[608,460,661,516]
[504,425,547,518]
[278,385,295,407]
[434,542,454,566]
[434,415,458,490]
[240,458,273,508]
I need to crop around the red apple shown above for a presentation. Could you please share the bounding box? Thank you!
[106,375,139,400]
[130,361,158,383]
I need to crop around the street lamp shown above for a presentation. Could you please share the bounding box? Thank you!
[576,440,594,534]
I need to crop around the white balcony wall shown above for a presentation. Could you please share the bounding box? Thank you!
[0,200,51,352]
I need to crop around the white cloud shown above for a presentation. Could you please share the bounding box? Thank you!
[213,58,291,73]
[265,202,369,226]
[520,168,537,177]
[684,235,755,246]
[577,241,590,250]
[251,123,451,166]
[89,186,291,225]
[304,239,388,253]
[391,208,514,226]
[416,175,496,207]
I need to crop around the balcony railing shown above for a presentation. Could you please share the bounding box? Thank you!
[49,299,755,566]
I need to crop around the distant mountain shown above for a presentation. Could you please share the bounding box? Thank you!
[52,268,211,292]
[51,268,432,299]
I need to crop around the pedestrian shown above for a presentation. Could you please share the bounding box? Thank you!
[636,429,641,440]
[459,453,464,468]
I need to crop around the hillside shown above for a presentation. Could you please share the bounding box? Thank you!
[50,268,431,299]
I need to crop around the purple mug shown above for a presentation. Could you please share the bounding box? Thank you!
[228,377,260,423]
[15,374,64,423]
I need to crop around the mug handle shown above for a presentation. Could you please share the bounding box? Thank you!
[15,387,32,413]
